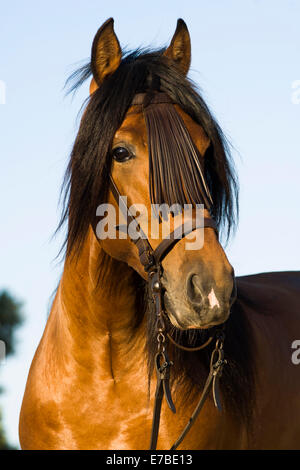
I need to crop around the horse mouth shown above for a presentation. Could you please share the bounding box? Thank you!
[163,291,228,330]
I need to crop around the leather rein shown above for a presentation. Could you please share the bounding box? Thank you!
[109,93,227,450]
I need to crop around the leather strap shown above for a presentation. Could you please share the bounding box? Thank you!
[109,175,217,271]
[166,333,213,352]
[150,351,176,450]
[170,336,225,450]
[152,217,217,265]
[110,176,155,271]
[131,92,174,106]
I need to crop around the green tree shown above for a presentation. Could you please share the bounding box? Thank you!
[0,290,23,450]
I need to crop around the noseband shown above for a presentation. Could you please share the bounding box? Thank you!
[109,93,227,450]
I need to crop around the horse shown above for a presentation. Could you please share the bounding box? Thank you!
[19,18,300,450]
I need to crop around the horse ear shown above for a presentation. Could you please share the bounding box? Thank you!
[164,19,191,76]
[90,18,121,91]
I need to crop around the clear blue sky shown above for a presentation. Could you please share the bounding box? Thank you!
[0,0,299,447]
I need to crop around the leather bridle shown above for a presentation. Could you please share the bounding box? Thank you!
[108,92,227,450]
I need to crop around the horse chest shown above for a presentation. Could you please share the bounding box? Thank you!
[61,377,153,450]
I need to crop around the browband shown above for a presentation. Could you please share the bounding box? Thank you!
[131,92,174,106]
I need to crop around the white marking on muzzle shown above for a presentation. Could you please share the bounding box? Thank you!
[208,288,220,309]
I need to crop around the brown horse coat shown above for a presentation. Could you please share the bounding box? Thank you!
[19,18,300,450]
[19,228,300,449]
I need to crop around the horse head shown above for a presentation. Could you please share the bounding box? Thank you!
[84,18,237,331]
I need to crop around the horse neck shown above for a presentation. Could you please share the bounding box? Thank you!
[54,227,145,365]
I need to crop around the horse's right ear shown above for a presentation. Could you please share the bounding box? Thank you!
[90,18,121,94]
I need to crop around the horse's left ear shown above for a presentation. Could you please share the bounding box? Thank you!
[164,19,191,76]
[90,18,122,94]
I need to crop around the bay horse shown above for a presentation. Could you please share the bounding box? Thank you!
[19,18,300,450]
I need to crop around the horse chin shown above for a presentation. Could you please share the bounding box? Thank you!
[166,312,227,331]
[164,292,230,331]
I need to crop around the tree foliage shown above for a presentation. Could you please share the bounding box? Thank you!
[0,290,23,450]
[0,291,23,355]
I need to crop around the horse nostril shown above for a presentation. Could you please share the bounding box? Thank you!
[186,274,203,306]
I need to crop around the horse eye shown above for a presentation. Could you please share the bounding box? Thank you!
[112,146,133,162]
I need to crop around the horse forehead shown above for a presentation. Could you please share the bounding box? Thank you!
[114,104,210,155]
[114,110,147,145]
